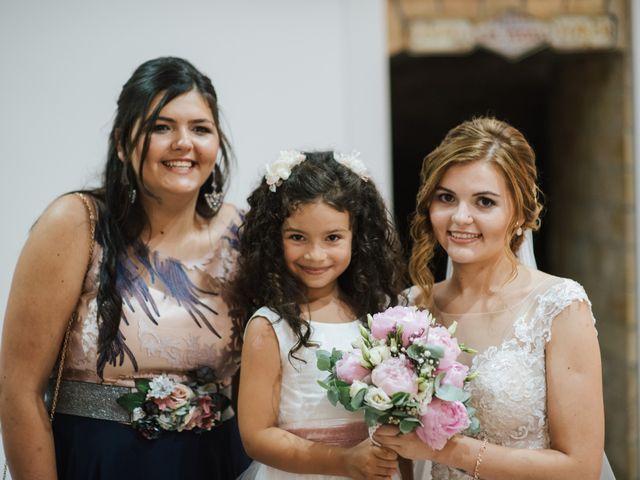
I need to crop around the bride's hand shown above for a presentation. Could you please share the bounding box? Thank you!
[343,438,398,479]
[373,425,436,461]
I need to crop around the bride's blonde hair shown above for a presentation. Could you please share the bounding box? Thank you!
[409,117,543,303]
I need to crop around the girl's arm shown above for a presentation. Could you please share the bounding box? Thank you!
[0,194,94,479]
[238,317,398,480]
[375,300,604,480]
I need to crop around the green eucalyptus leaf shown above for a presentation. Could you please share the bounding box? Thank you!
[405,344,424,361]
[467,416,481,434]
[399,417,422,434]
[317,380,330,390]
[327,389,339,406]
[425,345,444,359]
[338,386,352,406]
[435,384,471,403]
[364,407,382,427]
[350,388,366,409]
[316,350,334,371]
[317,357,332,372]
[391,392,410,405]
[330,348,344,363]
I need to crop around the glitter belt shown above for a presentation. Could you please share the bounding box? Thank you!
[50,380,235,424]
[50,380,135,423]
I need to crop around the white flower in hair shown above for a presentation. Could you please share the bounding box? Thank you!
[334,151,370,181]
[265,150,306,192]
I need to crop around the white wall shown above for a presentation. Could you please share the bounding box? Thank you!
[0,0,390,470]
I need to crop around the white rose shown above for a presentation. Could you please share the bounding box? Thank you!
[351,337,365,350]
[334,151,370,180]
[157,414,174,430]
[350,380,370,398]
[364,387,394,411]
[368,345,391,366]
[264,150,306,192]
[416,381,434,410]
[132,407,146,422]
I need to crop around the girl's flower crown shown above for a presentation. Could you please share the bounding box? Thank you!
[265,150,370,192]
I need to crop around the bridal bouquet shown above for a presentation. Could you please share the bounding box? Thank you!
[317,305,479,450]
[117,367,230,439]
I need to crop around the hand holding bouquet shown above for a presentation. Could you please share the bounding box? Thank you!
[317,306,478,450]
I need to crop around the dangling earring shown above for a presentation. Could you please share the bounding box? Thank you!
[204,167,223,213]
[121,161,137,205]
[516,226,523,236]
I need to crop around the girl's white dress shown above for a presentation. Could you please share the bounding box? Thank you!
[239,306,431,480]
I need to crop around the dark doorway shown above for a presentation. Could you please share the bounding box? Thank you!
[390,47,629,477]
[391,49,557,278]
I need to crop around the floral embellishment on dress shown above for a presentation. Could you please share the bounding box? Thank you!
[117,367,230,439]
[334,151,370,181]
[148,375,176,398]
[265,150,306,192]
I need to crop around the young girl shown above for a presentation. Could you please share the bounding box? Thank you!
[230,151,409,479]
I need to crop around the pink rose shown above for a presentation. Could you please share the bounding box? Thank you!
[182,396,217,431]
[371,357,418,397]
[156,383,195,411]
[180,406,201,431]
[396,308,430,347]
[416,399,470,450]
[195,396,219,430]
[424,326,461,370]
[336,350,370,384]
[438,362,469,389]
[370,311,398,340]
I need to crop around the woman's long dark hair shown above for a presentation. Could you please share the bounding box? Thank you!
[228,152,405,361]
[86,57,232,377]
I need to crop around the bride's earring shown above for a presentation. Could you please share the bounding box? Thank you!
[516,226,523,236]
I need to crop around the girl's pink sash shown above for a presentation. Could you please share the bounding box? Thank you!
[286,421,368,447]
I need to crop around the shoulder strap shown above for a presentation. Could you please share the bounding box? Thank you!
[74,192,96,269]
[49,192,97,420]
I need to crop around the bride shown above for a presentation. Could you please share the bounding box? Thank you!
[376,117,614,479]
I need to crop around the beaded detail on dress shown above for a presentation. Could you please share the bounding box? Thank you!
[426,278,594,480]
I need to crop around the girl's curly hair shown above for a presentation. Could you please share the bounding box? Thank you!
[228,151,406,361]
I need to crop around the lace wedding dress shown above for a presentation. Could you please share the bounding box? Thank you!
[423,231,616,480]
[428,276,590,479]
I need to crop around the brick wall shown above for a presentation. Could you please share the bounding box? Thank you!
[546,51,635,479]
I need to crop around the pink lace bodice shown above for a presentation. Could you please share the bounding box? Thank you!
[61,205,244,391]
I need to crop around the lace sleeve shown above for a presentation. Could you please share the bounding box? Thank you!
[532,279,594,345]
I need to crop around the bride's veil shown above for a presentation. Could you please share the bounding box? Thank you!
[446,229,616,480]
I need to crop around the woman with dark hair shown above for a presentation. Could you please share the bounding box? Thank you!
[0,57,250,479]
